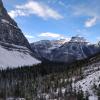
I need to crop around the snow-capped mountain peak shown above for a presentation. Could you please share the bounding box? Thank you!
[31,36,100,63]
[70,36,87,43]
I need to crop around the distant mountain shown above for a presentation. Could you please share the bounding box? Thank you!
[0,0,40,68]
[31,36,100,63]
[30,39,68,60]
[51,36,100,63]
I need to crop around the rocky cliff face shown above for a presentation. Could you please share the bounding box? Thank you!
[30,39,68,60]
[0,0,40,68]
[51,37,99,62]
[31,36,100,63]
[0,0,30,49]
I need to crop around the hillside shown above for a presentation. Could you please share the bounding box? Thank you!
[0,52,100,99]
[0,0,40,68]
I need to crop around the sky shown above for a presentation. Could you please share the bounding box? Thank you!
[2,0,100,43]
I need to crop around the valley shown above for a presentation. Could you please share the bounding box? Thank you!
[0,0,100,100]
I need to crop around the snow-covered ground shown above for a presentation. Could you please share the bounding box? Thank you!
[89,96,98,100]
[0,44,41,69]
[75,70,100,94]
[74,62,100,99]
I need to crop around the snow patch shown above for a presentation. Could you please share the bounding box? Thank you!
[0,44,41,69]
[89,96,98,100]
[1,19,18,29]
[75,70,100,95]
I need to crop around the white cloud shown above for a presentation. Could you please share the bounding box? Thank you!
[25,35,35,39]
[72,4,100,27]
[8,10,28,18]
[85,17,97,28]
[38,32,70,41]
[25,35,35,43]
[39,32,61,38]
[8,1,63,20]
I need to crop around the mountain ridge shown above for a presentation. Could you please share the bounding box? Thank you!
[0,0,41,68]
[31,36,100,63]
[0,0,31,49]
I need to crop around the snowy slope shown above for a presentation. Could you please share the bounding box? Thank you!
[0,43,41,69]
[75,70,100,94]
[75,62,100,96]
